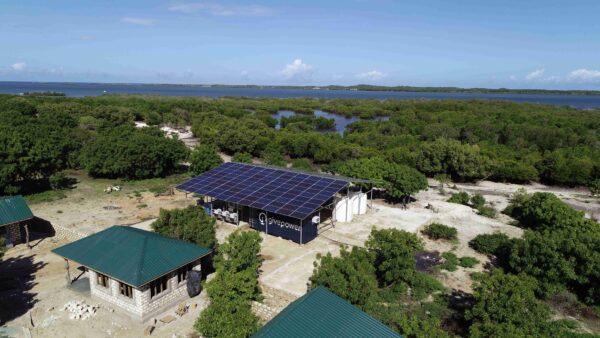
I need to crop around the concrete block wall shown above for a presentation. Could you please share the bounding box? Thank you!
[87,259,202,322]
[138,260,202,322]
[89,270,143,318]
[4,223,22,244]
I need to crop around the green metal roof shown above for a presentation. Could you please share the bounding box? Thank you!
[253,286,402,338]
[52,226,211,287]
[0,195,34,226]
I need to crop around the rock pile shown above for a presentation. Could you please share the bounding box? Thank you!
[61,300,99,320]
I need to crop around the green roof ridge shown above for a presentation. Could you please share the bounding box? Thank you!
[253,286,402,338]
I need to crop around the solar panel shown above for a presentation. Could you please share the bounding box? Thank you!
[177,162,348,219]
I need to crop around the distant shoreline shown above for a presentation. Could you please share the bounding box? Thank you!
[2,81,600,96]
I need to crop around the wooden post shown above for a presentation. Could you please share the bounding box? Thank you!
[24,223,30,249]
[64,259,71,286]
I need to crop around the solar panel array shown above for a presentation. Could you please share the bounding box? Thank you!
[177,162,348,219]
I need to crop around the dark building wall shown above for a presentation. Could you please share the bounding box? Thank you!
[3,223,22,244]
[249,208,320,244]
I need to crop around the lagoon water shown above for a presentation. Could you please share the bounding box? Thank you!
[273,110,389,134]
[1,81,600,109]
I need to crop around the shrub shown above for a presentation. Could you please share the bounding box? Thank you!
[470,194,486,209]
[232,152,252,163]
[422,223,458,241]
[291,158,313,171]
[459,256,480,268]
[477,206,497,218]
[590,179,600,196]
[469,233,512,256]
[49,172,69,190]
[448,192,470,205]
[440,252,459,272]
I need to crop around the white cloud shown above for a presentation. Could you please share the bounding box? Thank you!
[79,35,95,41]
[122,17,155,26]
[11,62,26,71]
[567,68,600,82]
[168,2,273,16]
[356,70,387,80]
[509,74,517,81]
[280,59,313,79]
[525,68,545,80]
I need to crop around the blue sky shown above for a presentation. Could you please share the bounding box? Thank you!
[1,0,600,89]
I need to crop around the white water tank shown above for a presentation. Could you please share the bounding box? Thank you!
[334,197,353,223]
[351,192,368,215]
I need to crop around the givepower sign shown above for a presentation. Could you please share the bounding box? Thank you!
[258,212,301,232]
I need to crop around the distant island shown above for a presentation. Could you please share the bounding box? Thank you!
[208,84,600,96]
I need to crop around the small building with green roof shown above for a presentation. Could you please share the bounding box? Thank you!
[52,225,212,321]
[0,195,34,246]
[253,286,402,338]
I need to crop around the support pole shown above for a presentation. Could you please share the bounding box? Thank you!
[237,203,240,227]
[370,185,373,210]
[300,218,303,245]
[25,223,30,249]
[265,211,268,235]
[64,259,71,286]
[345,185,350,222]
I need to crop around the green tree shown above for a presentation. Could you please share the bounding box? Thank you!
[189,144,223,175]
[506,192,584,231]
[194,298,259,338]
[383,165,428,205]
[466,269,573,338]
[151,206,217,248]
[310,246,378,308]
[261,143,286,167]
[80,126,188,179]
[365,229,424,287]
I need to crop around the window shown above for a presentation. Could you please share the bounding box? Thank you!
[150,276,169,298]
[119,282,133,298]
[177,264,193,283]
[96,273,109,288]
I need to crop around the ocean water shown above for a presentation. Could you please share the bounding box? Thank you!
[1,81,600,109]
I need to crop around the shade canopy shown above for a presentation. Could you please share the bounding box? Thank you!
[177,162,348,219]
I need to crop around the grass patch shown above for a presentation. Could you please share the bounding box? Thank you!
[477,205,497,218]
[137,203,148,209]
[440,252,459,272]
[458,256,480,268]
[25,189,67,204]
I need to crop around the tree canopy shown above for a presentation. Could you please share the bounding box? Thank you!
[80,125,188,179]
[151,205,217,249]
[189,144,223,175]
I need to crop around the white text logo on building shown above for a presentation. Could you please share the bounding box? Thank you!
[258,212,300,232]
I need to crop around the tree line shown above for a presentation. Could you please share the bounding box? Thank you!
[1,94,598,196]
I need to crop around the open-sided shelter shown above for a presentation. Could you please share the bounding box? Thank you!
[177,162,371,244]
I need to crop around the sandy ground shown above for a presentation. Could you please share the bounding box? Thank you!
[1,239,207,338]
[3,175,599,337]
